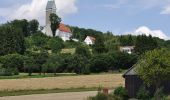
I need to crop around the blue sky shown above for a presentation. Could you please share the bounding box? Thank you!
[0,0,170,39]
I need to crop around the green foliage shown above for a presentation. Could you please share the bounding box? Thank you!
[137,86,150,100]
[70,26,103,41]
[113,86,128,100]
[137,48,170,91]
[43,54,61,75]
[119,35,135,46]
[93,35,107,54]
[31,32,49,49]
[0,24,26,55]
[152,87,167,100]
[75,45,91,58]
[89,93,109,100]
[135,35,158,54]
[24,56,37,76]
[89,54,111,73]
[28,19,39,34]
[9,19,30,37]
[49,13,61,37]
[47,37,64,53]
[0,54,24,73]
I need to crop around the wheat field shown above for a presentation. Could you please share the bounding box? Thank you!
[0,74,124,91]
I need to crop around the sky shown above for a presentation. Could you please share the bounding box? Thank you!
[0,0,170,40]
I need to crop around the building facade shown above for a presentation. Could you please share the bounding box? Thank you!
[44,0,72,41]
[84,36,95,45]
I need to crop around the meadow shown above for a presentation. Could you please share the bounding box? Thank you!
[0,74,124,92]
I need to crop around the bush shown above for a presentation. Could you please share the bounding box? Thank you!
[137,86,150,100]
[113,86,128,100]
[0,67,13,76]
[89,93,109,100]
[152,87,167,100]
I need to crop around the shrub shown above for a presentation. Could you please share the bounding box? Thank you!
[0,67,13,76]
[152,87,167,100]
[89,93,109,100]
[113,86,128,100]
[137,86,150,100]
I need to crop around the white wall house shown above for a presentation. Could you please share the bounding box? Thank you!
[119,46,135,54]
[43,0,72,41]
[56,23,72,41]
[84,36,96,45]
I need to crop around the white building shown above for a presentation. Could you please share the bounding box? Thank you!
[84,36,96,45]
[119,46,135,54]
[56,23,72,41]
[44,0,72,41]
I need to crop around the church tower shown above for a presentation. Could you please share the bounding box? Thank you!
[45,0,56,36]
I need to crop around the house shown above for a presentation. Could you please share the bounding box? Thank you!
[123,65,170,98]
[84,36,96,45]
[119,46,135,54]
[56,23,72,41]
[44,0,72,41]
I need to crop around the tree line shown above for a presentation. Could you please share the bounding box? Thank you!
[0,17,170,76]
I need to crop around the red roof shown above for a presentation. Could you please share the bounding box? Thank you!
[58,23,71,33]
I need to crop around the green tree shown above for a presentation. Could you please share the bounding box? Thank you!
[75,45,91,58]
[136,48,170,99]
[0,54,24,71]
[135,35,158,54]
[0,24,26,55]
[47,37,64,53]
[44,54,61,75]
[50,13,61,37]
[28,19,39,34]
[10,19,29,37]
[31,32,49,50]
[24,56,37,76]
[93,35,107,54]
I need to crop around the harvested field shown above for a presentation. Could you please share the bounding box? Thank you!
[0,74,124,91]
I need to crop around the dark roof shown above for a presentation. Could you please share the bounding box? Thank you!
[123,65,138,78]
[46,0,56,10]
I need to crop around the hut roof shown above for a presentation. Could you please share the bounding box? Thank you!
[123,65,138,78]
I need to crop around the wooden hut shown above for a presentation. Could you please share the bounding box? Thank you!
[123,65,170,98]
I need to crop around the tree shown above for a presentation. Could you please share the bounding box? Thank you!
[49,13,61,37]
[47,37,64,53]
[24,56,37,76]
[31,32,49,50]
[135,35,158,54]
[28,19,39,34]
[89,54,111,73]
[136,48,170,98]
[67,54,89,74]
[0,24,26,56]
[10,19,29,37]
[0,54,24,71]
[43,54,61,75]
[75,45,91,58]
[92,35,107,54]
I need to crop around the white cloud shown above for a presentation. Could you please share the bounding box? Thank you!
[126,26,170,40]
[161,6,170,14]
[0,0,78,25]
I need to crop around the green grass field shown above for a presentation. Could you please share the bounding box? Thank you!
[61,48,75,54]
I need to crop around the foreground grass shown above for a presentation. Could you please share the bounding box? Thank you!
[0,73,77,80]
[0,87,98,97]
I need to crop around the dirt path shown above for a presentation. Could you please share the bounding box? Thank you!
[0,91,98,100]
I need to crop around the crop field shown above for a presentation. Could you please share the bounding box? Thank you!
[0,74,124,92]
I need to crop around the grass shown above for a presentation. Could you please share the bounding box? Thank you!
[0,87,98,97]
[0,73,77,80]
[0,74,124,93]
[61,48,75,54]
